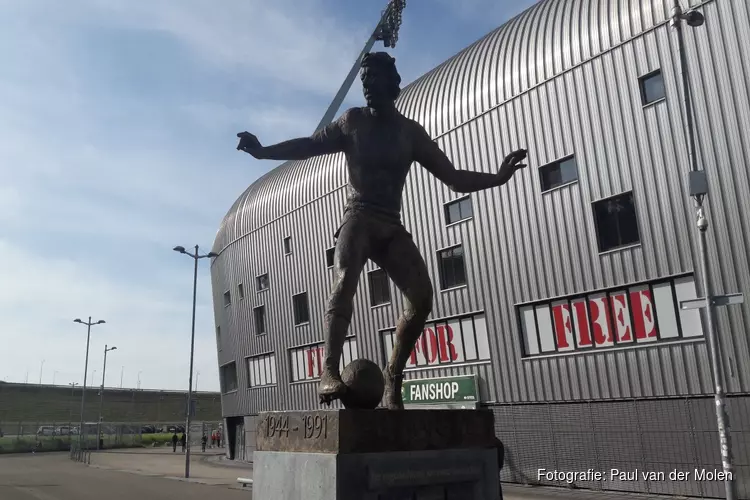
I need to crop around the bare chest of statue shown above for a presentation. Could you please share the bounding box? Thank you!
[342,108,415,215]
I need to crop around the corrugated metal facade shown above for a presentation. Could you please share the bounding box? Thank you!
[210,0,750,494]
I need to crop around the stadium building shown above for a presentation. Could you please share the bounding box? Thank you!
[210,0,750,496]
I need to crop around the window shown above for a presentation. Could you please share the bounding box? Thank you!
[640,70,665,105]
[289,337,358,382]
[246,353,277,388]
[216,326,222,351]
[254,305,266,335]
[283,236,292,255]
[223,290,231,307]
[292,292,310,325]
[325,247,336,268]
[238,283,245,300]
[220,362,238,393]
[381,312,491,369]
[444,196,473,225]
[540,156,578,192]
[256,273,269,292]
[438,245,467,290]
[518,275,704,357]
[593,191,641,253]
[368,268,391,306]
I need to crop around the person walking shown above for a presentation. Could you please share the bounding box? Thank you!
[180,432,186,453]
[201,434,207,452]
[171,432,178,453]
[211,430,216,448]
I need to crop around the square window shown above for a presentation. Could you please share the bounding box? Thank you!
[593,191,641,252]
[283,236,292,255]
[220,362,238,393]
[223,290,231,307]
[256,273,269,292]
[247,353,277,388]
[640,70,666,105]
[325,247,335,268]
[540,156,578,192]
[292,292,310,325]
[438,245,467,290]
[444,196,473,225]
[368,268,391,306]
[238,283,245,300]
[254,305,266,335]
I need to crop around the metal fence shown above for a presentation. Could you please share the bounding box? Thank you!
[491,395,749,499]
[0,420,222,454]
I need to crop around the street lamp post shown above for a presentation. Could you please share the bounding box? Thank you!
[671,5,744,500]
[73,317,106,450]
[173,245,217,479]
[97,345,117,450]
[39,360,45,385]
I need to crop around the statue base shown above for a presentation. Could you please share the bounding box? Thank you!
[252,409,502,500]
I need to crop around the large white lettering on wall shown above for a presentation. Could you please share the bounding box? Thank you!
[518,274,704,356]
[381,313,491,369]
[289,336,358,382]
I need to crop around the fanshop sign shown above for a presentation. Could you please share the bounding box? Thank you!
[401,375,478,405]
[518,274,704,356]
[381,313,491,370]
[289,337,358,382]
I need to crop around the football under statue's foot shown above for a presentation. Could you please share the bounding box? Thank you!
[317,371,347,406]
[382,367,405,410]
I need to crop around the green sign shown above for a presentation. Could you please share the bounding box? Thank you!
[401,375,478,405]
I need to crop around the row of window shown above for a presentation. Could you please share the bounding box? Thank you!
[218,189,640,344]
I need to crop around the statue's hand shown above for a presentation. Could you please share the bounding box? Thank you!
[497,149,527,183]
[236,132,263,157]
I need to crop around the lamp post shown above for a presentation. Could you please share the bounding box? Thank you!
[195,371,200,393]
[173,244,217,479]
[97,345,117,450]
[39,360,45,385]
[671,5,744,499]
[73,317,106,450]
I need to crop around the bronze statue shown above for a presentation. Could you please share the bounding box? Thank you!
[237,52,527,409]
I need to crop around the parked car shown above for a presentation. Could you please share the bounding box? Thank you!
[36,426,56,436]
[55,426,72,436]
[140,425,156,434]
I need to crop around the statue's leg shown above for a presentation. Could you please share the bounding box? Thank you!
[318,214,370,405]
[373,229,433,410]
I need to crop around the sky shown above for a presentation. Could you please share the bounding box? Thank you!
[0,0,538,392]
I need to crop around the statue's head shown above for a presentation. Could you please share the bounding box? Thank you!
[360,52,401,108]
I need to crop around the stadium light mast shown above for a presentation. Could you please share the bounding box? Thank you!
[73,316,106,450]
[671,4,744,500]
[97,345,117,450]
[172,244,218,479]
[313,0,407,133]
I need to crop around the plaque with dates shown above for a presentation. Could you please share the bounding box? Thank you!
[255,409,496,454]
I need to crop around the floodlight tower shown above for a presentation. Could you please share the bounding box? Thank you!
[314,0,407,133]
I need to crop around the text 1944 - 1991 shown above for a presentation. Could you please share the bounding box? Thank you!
[264,414,328,440]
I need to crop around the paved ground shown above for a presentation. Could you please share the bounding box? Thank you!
[0,452,251,500]
[0,449,697,500]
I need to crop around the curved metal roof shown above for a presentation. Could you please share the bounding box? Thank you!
[213,0,684,253]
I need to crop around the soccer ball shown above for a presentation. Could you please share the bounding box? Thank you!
[340,358,385,410]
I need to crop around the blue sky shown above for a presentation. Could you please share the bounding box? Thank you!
[0,0,537,392]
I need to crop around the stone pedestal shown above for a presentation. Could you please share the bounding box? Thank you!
[252,409,501,500]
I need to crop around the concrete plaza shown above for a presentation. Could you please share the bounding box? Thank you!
[0,449,701,500]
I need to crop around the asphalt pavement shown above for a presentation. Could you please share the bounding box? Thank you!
[0,452,251,500]
[0,449,691,500]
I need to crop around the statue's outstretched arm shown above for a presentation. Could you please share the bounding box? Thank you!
[237,112,348,161]
[412,123,527,193]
